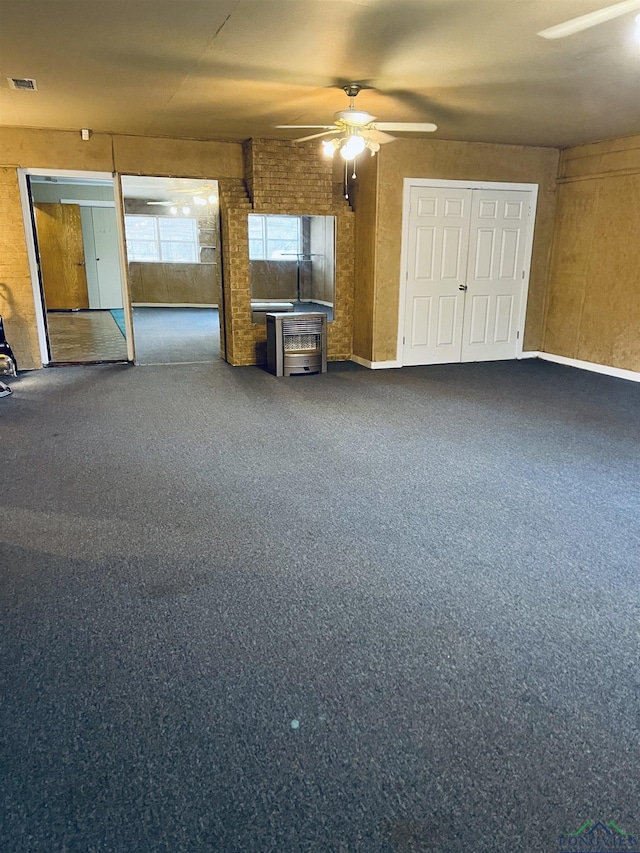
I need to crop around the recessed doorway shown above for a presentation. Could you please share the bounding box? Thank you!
[120,176,222,365]
[27,173,130,365]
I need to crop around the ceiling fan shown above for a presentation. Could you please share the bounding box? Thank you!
[277,84,437,160]
[537,0,640,39]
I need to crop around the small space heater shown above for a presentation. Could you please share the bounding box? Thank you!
[266,312,327,377]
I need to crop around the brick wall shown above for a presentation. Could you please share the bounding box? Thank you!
[0,168,41,369]
[221,138,355,365]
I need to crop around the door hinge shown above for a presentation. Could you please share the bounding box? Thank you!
[528,206,532,217]
[522,270,525,279]
[517,330,520,339]
[403,336,406,345]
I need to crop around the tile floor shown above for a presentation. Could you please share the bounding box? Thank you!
[47,310,128,363]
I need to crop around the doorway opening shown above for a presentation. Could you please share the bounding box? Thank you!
[120,176,222,365]
[27,173,130,365]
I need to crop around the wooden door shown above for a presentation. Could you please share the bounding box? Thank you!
[34,203,89,309]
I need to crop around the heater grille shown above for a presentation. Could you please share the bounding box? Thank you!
[282,317,324,336]
[284,333,319,351]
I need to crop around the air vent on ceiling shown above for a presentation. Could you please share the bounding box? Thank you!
[8,77,38,91]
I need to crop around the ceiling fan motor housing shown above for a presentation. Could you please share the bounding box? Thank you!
[334,109,376,127]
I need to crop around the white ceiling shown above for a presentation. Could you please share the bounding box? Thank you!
[1,0,639,148]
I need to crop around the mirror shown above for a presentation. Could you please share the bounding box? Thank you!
[248,214,335,323]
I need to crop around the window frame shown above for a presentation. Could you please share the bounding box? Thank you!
[248,214,301,261]
[124,214,199,264]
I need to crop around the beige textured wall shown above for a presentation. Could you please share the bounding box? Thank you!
[113,135,242,179]
[249,261,298,300]
[369,138,560,362]
[0,168,40,369]
[128,262,217,305]
[0,127,243,178]
[351,153,378,362]
[543,135,640,372]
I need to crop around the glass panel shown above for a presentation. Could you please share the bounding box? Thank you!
[125,216,157,241]
[128,240,159,262]
[249,238,264,259]
[248,216,264,239]
[161,242,197,262]
[267,240,299,259]
[266,216,299,241]
[249,214,335,323]
[158,218,197,241]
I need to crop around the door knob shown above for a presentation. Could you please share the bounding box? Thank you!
[458,284,467,291]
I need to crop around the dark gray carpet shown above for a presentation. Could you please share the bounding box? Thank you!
[1,359,639,852]
[132,306,220,364]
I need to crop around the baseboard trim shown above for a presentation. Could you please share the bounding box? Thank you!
[538,352,640,383]
[350,355,402,370]
[351,350,640,382]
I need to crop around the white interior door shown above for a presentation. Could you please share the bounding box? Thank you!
[80,208,101,308]
[402,182,534,366]
[403,186,471,365]
[461,190,529,362]
[91,207,123,309]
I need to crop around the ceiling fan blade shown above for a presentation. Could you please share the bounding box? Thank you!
[146,201,174,205]
[276,125,335,129]
[375,122,438,133]
[293,129,340,142]
[366,129,396,144]
[537,0,640,38]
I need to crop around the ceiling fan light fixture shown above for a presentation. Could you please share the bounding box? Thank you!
[170,206,178,215]
[340,133,366,160]
[322,138,340,158]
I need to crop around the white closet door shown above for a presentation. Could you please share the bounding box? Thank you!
[461,190,529,362]
[92,207,123,309]
[403,186,471,365]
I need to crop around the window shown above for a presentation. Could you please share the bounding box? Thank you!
[124,215,198,263]
[248,214,301,260]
